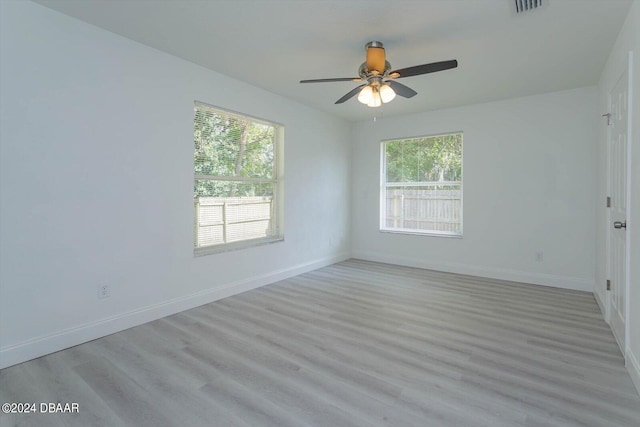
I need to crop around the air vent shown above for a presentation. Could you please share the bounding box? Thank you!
[515,0,542,13]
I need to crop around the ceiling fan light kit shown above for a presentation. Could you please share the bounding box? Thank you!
[357,78,396,107]
[300,41,458,108]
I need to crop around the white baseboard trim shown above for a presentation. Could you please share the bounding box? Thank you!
[352,251,594,292]
[0,252,349,369]
[593,289,607,319]
[627,349,640,396]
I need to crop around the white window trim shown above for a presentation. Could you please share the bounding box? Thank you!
[194,235,285,257]
[379,131,463,237]
[193,101,285,256]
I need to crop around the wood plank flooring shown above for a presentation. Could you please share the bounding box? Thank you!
[1,259,639,427]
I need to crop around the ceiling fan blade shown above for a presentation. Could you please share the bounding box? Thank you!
[300,77,360,83]
[387,81,417,98]
[391,60,458,79]
[335,84,366,104]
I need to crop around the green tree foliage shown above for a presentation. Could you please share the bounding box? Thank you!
[385,133,462,183]
[194,108,275,198]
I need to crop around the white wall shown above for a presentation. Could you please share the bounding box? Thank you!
[351,87,598,291]
[596,0,640,393]
[0,1,351,368]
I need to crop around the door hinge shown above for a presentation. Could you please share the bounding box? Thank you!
[603,113,612,126]
[606,196,611,208]
[606,279,611,291]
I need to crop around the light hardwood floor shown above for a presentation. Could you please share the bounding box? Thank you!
[1,259,639,427]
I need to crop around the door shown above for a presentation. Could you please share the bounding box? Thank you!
[608,68,629,352]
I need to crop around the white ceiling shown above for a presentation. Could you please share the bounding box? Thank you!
[35,0,632,122]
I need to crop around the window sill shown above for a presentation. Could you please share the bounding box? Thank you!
[194,236,284,257]
[380,228,463,239]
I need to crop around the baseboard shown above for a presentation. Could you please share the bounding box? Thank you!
[627,349,640,396]
[593,289,607,320]
[0,252,349,369]
[352,251,594,292]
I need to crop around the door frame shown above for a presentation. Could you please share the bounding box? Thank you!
[605,50,633,356]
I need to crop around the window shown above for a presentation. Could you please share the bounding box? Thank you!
[381,133,462,236]
[193,102,283,254]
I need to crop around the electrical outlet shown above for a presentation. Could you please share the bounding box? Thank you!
[98,284,110,299]
[536,251,544,262]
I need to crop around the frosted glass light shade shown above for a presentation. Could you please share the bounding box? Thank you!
[358,85,373,104]
[367,91,382,107]
[379,84,396,103]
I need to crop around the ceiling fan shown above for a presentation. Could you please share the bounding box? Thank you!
[300,41,458,107]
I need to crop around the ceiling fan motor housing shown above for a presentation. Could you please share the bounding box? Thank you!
[361,41,391,77]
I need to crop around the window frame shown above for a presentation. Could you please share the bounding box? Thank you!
[193,101,284,256]
[379,132,463,238]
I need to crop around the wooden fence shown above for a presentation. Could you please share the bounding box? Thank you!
[195,196,273,247]
[385,181,461,234]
